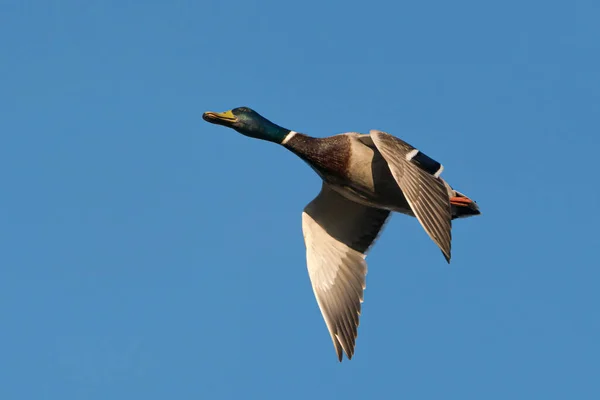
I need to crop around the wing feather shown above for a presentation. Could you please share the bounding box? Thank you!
[302,184,390,361]
[370,130,453,261]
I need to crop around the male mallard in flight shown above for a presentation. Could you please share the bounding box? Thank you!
[203,107,480,361]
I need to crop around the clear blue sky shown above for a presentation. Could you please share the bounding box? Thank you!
[2,0,599,399]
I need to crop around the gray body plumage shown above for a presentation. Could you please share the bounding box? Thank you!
[285,131,459,258]
[286,131,453,215]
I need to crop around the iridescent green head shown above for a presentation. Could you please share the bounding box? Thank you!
[203,107,291,144]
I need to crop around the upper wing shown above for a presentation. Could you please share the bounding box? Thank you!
[302,184,390,361]
[370,130,453,262]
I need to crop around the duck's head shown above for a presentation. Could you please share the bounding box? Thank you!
[202,107,290,144]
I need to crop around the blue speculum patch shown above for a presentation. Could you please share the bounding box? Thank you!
[411,150,442,175]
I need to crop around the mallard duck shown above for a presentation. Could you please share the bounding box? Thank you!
[203,107,480,361]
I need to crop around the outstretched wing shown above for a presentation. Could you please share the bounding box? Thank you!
[302,184,390,361]
[370,129,453,261]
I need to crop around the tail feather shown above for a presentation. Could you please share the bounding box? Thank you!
[450,190,480,220]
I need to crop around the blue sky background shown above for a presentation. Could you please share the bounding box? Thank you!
[1,0,599,398]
